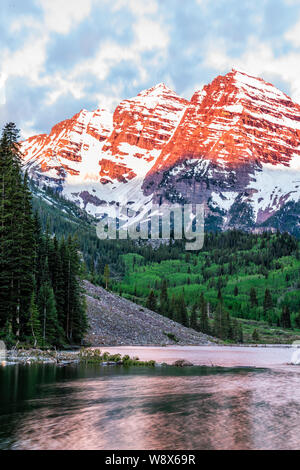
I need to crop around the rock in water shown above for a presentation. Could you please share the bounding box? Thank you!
[172,359,194,367]
[291,349,300,365]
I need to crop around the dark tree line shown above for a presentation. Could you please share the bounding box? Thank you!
[0,123,87,347]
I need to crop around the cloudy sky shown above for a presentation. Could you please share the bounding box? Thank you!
[1,0,300,138]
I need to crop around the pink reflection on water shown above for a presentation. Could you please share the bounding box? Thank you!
[94,345,293,368]
[11,363,300,450]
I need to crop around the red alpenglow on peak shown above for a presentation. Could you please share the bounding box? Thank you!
[20,70,300,229]
[147,69,300,178]
[98,83,189,184]
[21,108,113,181]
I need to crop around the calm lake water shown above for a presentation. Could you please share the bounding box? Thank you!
[0,346,300,450]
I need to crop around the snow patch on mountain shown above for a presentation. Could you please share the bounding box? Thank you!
[211,191,238,211]
[249,157,300,222]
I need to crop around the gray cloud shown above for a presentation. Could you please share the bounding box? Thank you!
[1,0,300,136]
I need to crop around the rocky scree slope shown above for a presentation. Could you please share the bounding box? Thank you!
[84,281,213,346]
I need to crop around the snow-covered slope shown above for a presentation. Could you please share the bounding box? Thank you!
[22,83,188,218]
[20,70,300,232]
[22,108,113,187]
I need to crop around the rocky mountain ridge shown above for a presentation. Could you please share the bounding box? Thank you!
[20,69,300,233]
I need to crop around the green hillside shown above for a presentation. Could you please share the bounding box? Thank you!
[30,185,300,344]
[109,231,300,344]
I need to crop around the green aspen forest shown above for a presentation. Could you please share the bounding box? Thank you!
[108,232,300,343]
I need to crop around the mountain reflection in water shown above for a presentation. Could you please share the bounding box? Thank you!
[0,355,300,450]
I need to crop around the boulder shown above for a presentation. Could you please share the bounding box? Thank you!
[172,359,193,367]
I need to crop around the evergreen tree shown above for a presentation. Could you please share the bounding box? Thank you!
[50,236,65,329]
[175,294,189,327]
[263,289,273,316]
[231,318,239,342]
[27,291,41,347]
[169,294,176,321]
[59,237,69,335]
[295,313,300,330]
[63,236,87,342]
[0,319,15,348]
[281,305,291,329]
[159,279,169,317]
[214,301,231,340]
[199,295,209,334]
[190,304,198,330]
[214,302,223,339]
[0,123,35,339]
[146,290,157,311]
[224,310,232,340]
[252,328,260,342]
[180,294,189,327]
[230,318,243,343]
[234,285,238,296]
[104,264,110,289]
[250,287,258,307]
[0,124,88,348]
[237,321,244,343]
[38,282,62,346]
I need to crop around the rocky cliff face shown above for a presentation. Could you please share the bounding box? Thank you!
[20,70,300,232]
[99,83,188,184]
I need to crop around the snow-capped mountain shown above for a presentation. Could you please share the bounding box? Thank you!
[21,70,300,232]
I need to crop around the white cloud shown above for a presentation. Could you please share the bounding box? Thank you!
[1,0,171,135]
[38,0,94,35]
[10,0,94,36]
[10,16,40,33]
[284,0,300,5]
[113,0,158,16]
[0,0,97,107]
[182,82,205,100]
[1,0,169,115]
[95,92,123,112]
[134,18,169,51]
[20,120,40,140]
[67,41,143,91]
[44,74,86,106]
[1,35,48,83]
[203,38,231,70]
[44,6,170,106]
[285,18,300,47]
[0,73,7,106]
[204,35,300,104]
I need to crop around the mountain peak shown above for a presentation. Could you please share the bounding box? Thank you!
[226,68,292,102]
[146,65,300,184]
[229,68,268,85]
[138,82,176,98]
[153,82,168,89]
[20,71,300,228]
[230,67,254,77]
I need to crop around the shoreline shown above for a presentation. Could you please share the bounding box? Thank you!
[1,344,299,367]
[94,343,297,348]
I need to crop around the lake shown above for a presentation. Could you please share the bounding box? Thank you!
[0,346,300,450]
